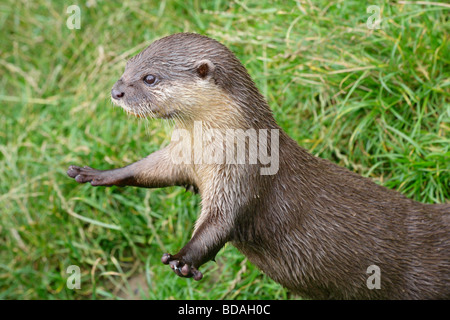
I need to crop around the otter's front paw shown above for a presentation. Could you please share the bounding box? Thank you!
[161,253,203,281]
[67,165,111,186]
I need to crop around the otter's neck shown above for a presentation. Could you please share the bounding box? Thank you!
[174,94,279,132]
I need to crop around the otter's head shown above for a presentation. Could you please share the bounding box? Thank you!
[111,33,272,126]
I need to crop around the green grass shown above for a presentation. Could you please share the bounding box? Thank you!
[0,0,448,299]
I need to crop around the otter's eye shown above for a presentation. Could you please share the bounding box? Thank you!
[143,74,157,86]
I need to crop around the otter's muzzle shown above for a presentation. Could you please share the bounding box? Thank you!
[111,88,124,100]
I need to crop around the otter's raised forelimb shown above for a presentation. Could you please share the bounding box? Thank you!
[67,147,192,189]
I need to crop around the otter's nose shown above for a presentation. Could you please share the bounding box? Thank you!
[111,89,124,100]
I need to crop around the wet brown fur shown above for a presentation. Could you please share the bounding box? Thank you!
[67,33,450,299]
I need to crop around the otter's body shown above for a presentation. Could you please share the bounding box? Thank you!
[67,33,449,299]
[233,131,449,299]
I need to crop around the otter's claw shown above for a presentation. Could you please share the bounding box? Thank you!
[67,165,112,186]
[161,253,203,281]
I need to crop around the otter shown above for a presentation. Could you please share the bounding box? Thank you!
[67,33,450,299]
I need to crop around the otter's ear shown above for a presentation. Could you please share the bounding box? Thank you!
[195,59,215,80]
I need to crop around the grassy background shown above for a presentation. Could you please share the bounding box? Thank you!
[0,0,449,299]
